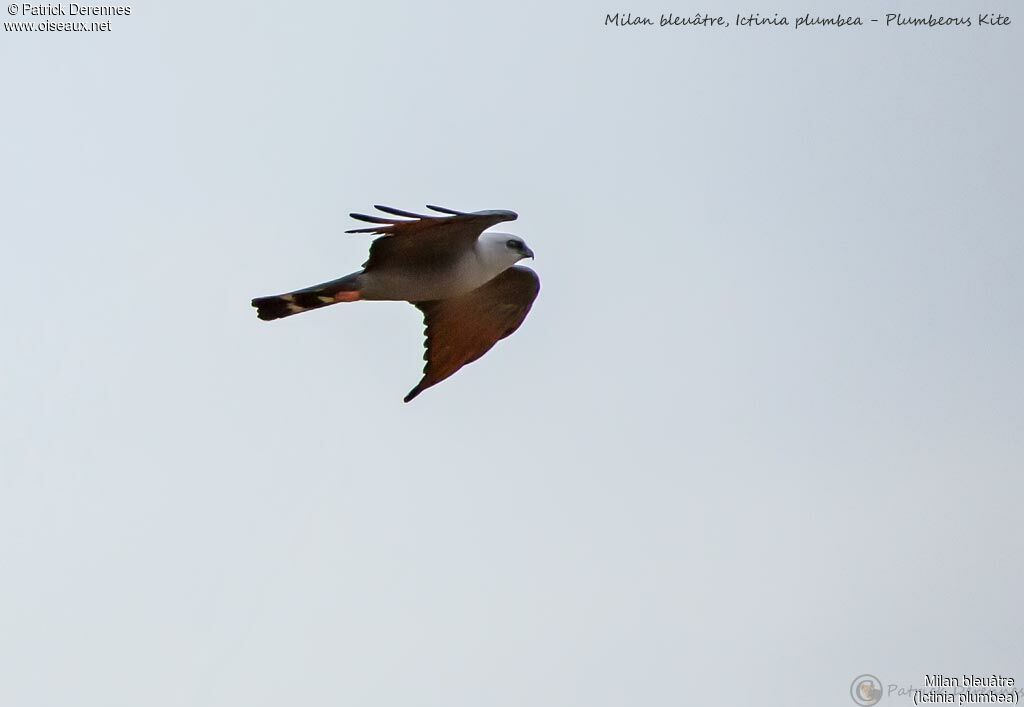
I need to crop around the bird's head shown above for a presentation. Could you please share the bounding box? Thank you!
[479,232,535,268]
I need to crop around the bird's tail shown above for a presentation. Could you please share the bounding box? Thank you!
[251,272,363,321]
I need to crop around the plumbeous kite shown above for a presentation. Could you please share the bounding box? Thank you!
[251,205,540,402]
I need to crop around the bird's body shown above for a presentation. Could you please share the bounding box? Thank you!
[358,231,525,302]
[251,205,540,402]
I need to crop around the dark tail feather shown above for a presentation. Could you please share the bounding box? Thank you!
[251,273,362,321]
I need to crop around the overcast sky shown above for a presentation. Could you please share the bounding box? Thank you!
[1,1,1021,705]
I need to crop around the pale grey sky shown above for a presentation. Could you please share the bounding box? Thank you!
[1,1,1021,705]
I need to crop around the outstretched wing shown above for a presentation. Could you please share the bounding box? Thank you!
[347,205,517,272]
[405,266,540,402]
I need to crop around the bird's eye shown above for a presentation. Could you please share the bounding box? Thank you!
[506,239,523,250]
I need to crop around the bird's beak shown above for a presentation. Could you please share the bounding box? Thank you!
[523,246,535,260]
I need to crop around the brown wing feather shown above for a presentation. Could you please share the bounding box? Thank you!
[347,206,517,272]
[405,266,540,402]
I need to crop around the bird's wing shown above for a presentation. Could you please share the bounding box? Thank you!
[404,265,540,402]
[347,205,517,272]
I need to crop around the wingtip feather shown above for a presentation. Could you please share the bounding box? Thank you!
[374,205,432,219]
[425,205,466,215]
[349,212,398,224]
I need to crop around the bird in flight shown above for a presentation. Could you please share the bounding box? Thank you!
[251,205,540,402]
